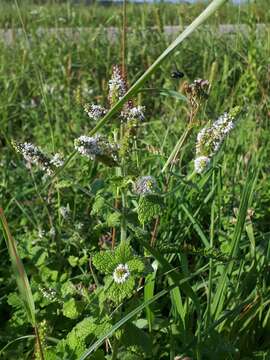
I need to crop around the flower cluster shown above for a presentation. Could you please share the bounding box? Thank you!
[12,141,63,175]
[39,287,57,301]
[134,176,158,195]
[121,105,145,122]
[74,135,118,166]
[113,264,130,284]
[50,153,64,167]
[194,107,240,174]
[84,104,107,121]
[108,65,127,104]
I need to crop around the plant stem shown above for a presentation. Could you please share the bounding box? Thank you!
[34,325,45,360]
[151,107,198,247]
[206,171,216,327]
[121,0,127,76]
[120,152,127,244]
[111,338,119,360]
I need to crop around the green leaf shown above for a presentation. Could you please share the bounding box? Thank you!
[106,277,135,304]
[181,203,210,248]
[137,195,162,225]
[127,258,145,274]
[107,212,121,227]
[212,169,258,320]
[56,317,96,358]
[92,251,117,274]
[91,195,105,215]
[115,242,133,263]
[62,298,83,319]
[55,179,73,189]
[144,261,158,332]
[68,255,79,267]
[122,322,152,354]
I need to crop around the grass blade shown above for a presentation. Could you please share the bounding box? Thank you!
[144,260,158,332]
[211,169,258,319]
[0,208,36,325]
[181,203,210,248]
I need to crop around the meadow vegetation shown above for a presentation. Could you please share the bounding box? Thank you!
[0,0,270,359]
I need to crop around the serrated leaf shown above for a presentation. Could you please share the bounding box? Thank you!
[115,242,133,263]
[106,277,135,303]
[137,195,162,225]
[107,212,121,227]
[127,258,145,274]
[62,298,83,319]
[92,251,117,274]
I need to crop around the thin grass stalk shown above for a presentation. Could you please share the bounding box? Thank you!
[121,0,127,76]
[0,208,44,360]
[0,335,36,356]
[14,0,62,222]
[163,106,199,173]
[0,208,35,325]
[14,0,55,151]
[151,106,198,246]
[212,169,258,319]
[206,171,216,327]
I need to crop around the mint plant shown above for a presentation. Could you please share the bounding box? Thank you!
[93,242,145,304]
[4,1,266,359]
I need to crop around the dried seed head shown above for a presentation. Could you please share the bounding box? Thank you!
[185,79,210,107]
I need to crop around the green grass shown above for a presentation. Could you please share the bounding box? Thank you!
[0,0,270,359]
[0,0,269,29]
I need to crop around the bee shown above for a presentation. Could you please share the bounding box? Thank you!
[171,69,184,79]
